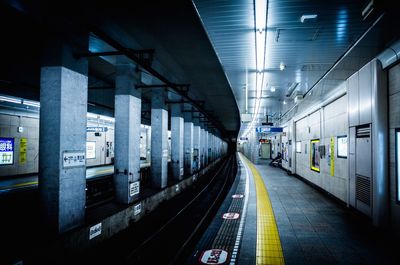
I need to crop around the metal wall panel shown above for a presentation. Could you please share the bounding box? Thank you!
[348,73,359,127]
[359,62,372,125]
[356,137,372,178]
[349,126,356,207]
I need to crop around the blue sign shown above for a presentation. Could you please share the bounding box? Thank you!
[0,138,14,165]
[256,127,283,133]
[87,127,108,133]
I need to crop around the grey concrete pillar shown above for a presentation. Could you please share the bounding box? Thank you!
[200,127,205,168]
[114,64,141,204]
[184,113,193,176]
[205,130,209,165]
[151,89,168,189]
[39,66,88,233]
[171,103,184,181]
[193,124,201,171]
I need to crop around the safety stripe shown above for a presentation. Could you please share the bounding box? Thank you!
[241,154,285,265]
[0,181,38,191]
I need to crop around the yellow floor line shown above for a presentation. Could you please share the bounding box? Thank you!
[0,181,38,191]
[240,154,285,265]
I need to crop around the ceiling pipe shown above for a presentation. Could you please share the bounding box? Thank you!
[376,39,400,69]
[91,29,229,140]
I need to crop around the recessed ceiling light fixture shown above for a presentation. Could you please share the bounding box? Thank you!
[300,14,318,23]
[279,62,286,71]
[270,86,276,92]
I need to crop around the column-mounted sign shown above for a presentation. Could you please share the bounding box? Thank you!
[19,138,27,164]
[89,223,102,240]
[63,151,85,168]
[130,181,140,197]
[134,203,142,216]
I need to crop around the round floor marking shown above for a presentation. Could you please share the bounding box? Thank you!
[232,194,244,199]
[200,249,228,264]
[222,212,240,220]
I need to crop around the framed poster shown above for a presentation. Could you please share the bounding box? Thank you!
[0,138,14,165]
[337,135,348,158]
[86,141,96,159]
[310,139,320,172]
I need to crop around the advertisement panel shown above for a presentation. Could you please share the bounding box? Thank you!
[337,135,348,158]
[310,139,320,172]
[0,138,14,165]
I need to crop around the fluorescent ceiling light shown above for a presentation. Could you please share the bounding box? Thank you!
[270,86,276,92]
[0,95,22,104]
[300,14,318,23]
[283,100,287,105]
[22,100,40,108]
[279,62,286,71]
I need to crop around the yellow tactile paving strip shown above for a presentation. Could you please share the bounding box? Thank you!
[240,154,285,265]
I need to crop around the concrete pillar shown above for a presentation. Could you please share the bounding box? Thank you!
[39,64,88,233]
[208,132,212,163]
[114,64,141,204]
[204,129,208,165]
[151,89,168,189]
[146,126,151,163]
[171,103,184,181]
[184,112,193,176]
[193,123,201,171]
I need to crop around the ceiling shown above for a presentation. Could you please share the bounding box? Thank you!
[193,0,399,136]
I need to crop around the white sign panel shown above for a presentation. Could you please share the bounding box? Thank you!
[63,151,85,168]
[180,167,184,176]
[162,149,168,158]
[86,141,96,159]
[134,203,142,216]
[89,223,102,240]
[337,136,348,158]
[200,249,228,265]
[130,181,140,197]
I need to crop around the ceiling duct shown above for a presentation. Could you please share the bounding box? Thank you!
[376,39,400,69]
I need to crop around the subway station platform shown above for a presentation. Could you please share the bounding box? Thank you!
[190,153,399,265]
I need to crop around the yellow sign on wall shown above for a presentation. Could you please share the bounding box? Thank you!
[19,138,27,164]
[330,137,335,176]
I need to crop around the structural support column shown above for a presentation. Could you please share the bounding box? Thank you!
[151,89,168,189]
[39,47,88,233]
[184,112,193,176]
[171,101,184,181]
[193,122,201,171]
[114,64,141,204]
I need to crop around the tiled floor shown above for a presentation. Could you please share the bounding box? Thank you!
[255,160,398,265]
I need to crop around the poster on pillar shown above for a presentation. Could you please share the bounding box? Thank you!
[19,138,27,164]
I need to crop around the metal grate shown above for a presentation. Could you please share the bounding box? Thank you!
[356,175,371,205]
[356,125,371,138]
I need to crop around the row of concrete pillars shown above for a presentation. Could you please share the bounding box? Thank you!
[39,61,226,233]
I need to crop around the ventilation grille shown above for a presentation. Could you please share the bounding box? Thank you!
[356,175,371,205]
[356,125,371,138]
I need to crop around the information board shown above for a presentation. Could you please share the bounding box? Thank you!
[0,138,14,165]
[86,141,96,159]
[337,136,348,158]
[296,141,301,153]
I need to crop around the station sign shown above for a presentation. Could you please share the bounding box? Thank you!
[134,203,142,216]
[200,249,228,264]
[256,127,283,133]
[232,194,244,199]
[222,212,240,220]
[0,138,14,165]
[62,151,85,168]
[86,127,108,133]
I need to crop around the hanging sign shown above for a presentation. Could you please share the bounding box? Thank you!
[256,127,283,133]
